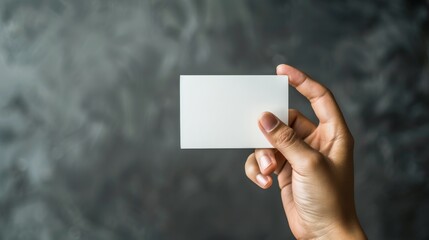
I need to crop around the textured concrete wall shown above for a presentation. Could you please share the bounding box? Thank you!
[0,0,428,239]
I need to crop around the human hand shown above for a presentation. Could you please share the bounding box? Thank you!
[245,64,366,239]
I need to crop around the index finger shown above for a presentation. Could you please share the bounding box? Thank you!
[276,64,346,126]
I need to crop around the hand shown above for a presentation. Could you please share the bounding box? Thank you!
[245,64,366,239]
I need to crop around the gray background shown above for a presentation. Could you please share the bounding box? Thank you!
[0,0,428,239]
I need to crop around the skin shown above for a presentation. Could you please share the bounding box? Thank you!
[244,64,366,239]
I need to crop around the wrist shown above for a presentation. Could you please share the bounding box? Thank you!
[319,217,366,240]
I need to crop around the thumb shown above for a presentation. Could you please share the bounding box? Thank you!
[258,112,324,174]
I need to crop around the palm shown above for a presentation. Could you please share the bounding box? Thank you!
[277,124,351,238]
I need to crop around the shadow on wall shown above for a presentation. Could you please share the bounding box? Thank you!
[0,0,428,239]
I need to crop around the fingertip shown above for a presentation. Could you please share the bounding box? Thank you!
[258,112,280,133]
[262,162,277,176]
[256,174,272,189]
[276,64,286,71]
[276,64,289,75]
[255,148,278,175]
[276,64,307,87]
[244,153,257,177]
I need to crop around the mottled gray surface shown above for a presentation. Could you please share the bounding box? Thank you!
[0,0,428,239]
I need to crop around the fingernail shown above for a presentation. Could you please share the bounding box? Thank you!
[256,174,269,187]
[259,112,279,132]
[260,155,273,171]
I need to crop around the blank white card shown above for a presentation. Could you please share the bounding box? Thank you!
[180,75,288,149]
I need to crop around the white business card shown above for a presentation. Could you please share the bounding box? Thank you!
[180,75,288,149]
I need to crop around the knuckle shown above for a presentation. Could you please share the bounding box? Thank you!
[244,153,254,167]
[244,154,258,178]
[288,109,299,120]
[326,89,334,98]
[301,152,324,170]
[321,88,333,102]
[274,127,297,148]
[289,108,298,115]
[245,164,259,179]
